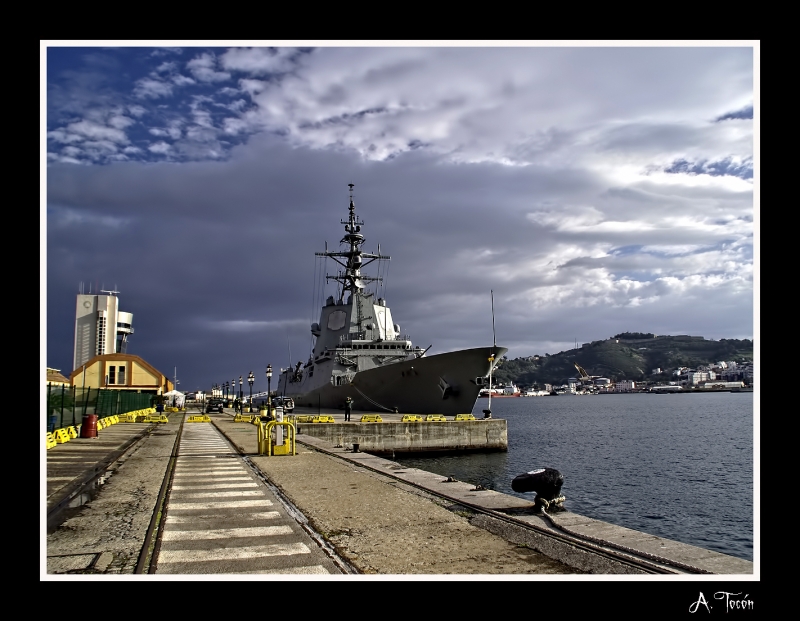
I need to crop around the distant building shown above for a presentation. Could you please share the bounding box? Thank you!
[46,367,70,387]
[700,381,744,389]
[688,371,709,385]
[69,353,172,395]
[651,368,662,375]
[616,380,636,392]
[73,291,134,372]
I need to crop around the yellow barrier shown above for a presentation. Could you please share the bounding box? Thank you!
[187,415,211,423]
[234,413,254,423]
[425,414,447,422]
[454,414,476,421]
[295,415,315,423]
[67,426,79,438]
[360,414,383,423]
[97,418,105,430]
[46,433,57,449]
[143,413,169,423]
[401,415,424,422]
[55,428,70,444]
[309,415,335,423]
[257,420,296,456]
[119,413,137,422]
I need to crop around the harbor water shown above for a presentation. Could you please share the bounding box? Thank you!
[396,391,755,561]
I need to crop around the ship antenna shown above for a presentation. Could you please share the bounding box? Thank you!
[491,289,496,348]
[484,290,496,419]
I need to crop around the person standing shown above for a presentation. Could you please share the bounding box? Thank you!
[344,396,353,422]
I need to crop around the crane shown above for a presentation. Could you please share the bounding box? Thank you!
[573,362,596,393]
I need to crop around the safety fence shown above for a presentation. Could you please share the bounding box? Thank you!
[46,384,155,432]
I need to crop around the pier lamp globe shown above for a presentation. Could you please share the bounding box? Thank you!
[248,371,255,412]
[239,375,243,406]
[266,364,273,412]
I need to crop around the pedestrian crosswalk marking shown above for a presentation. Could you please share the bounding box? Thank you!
[162,525,293,541]
[166,511,280,523]
[157,542,311,563]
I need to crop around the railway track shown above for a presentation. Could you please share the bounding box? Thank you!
[142,416,351,574]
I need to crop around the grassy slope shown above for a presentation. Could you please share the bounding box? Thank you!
[493,335,753,387]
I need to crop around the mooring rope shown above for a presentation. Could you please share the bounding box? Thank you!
[351,384,395,413]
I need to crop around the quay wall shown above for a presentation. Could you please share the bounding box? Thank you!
[294,419,508,454]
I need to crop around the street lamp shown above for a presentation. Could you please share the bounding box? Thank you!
[266,364,273,414]
[239,376,243,411]
[248,371,255,412]
[224,382,228,401]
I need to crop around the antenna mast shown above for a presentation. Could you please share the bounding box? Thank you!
[484,290,496,419]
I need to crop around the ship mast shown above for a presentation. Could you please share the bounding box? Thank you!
[316,184,390,301]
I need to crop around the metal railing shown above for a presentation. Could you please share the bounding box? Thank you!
[45,384,155,431]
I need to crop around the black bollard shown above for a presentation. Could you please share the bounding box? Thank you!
[511,468,564,511]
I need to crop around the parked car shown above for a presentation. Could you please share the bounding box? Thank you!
[271,396,294,413]
[205,399,223,413]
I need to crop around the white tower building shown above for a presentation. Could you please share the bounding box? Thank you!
[73,289,134,372]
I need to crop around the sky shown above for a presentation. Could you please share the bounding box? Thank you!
[43,42,757,395]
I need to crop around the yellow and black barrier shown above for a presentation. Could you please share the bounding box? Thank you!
[425,414,447,422]
[360,414,383,423]
[234,413,255,423]
[46,433,57,449]
[187,414,211,423]
[143,413,169,423]
[401,415,424,422]
[67,426,79,438]
[454,414,476,421]
[55,428,71,444]
[257,420,296,456]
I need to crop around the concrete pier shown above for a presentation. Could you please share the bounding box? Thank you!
[293,413,507,454]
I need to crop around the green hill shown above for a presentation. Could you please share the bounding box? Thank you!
[493,333,753,387]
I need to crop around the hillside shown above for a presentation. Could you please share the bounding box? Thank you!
[492,333,754,387]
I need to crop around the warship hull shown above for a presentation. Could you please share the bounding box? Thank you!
[285,346,507,415]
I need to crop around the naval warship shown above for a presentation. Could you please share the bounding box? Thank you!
[277,184,507,415]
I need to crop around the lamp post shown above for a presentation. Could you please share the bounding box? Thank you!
[239,376,243,412]
[232,379,235,407]
[266,364,272,414]
[223,382,228,401]
[248,371,255,412]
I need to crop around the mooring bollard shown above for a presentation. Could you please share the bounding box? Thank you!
[511,467,565,512]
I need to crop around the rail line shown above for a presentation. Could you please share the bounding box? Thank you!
[144,417,349,575]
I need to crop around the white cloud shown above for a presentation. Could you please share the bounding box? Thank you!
[187,52,231,83]
[134,77,174,99]
[57,120,129,144]
[148,141,172,154]
[220,47,296,75]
